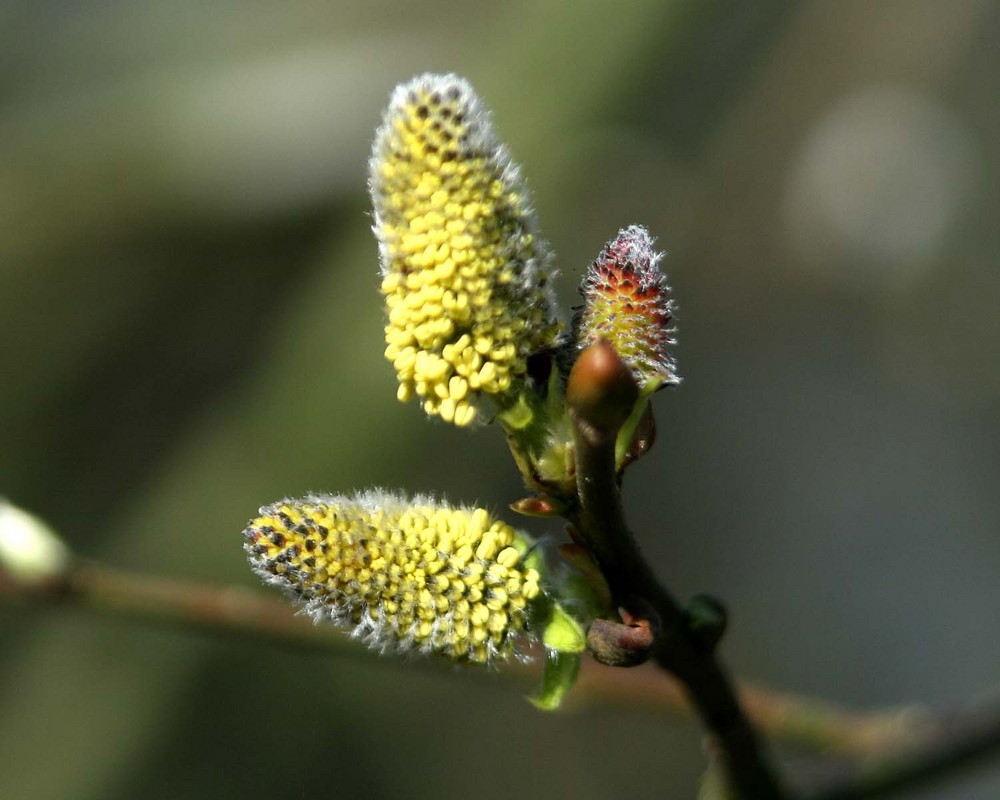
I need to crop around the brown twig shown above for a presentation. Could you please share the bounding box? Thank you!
[0,560,877,745]
[1,561,338,649]
[4,560,1000,799]
[796,692,1000,799]
[0,559,911,754]
[560,344,1000,799]
[566,340,787,799]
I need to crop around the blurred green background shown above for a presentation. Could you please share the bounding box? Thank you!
[2,1,998,798]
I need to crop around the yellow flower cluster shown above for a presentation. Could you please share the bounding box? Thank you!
[369,74,560,426]
[243,492,542,663]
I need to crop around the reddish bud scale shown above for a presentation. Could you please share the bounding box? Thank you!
[566,339,638,430]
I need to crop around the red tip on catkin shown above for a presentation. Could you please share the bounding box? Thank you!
[575,225,679,391]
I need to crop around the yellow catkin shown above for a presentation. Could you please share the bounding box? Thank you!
[243,492,542,663]
[369,74,560,426]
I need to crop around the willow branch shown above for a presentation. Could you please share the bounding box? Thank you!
[5,558,1000,798]
[796,692,1000,800]
[0,562,339,650]
[565,340,787,799]
[0,559,908,750]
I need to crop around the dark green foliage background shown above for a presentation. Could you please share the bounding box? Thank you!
[1,2,998,798]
